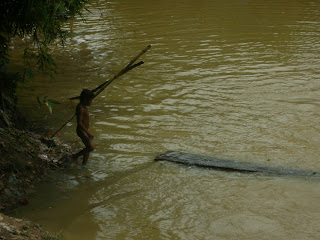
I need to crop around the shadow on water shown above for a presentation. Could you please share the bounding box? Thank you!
[9,161,156,238]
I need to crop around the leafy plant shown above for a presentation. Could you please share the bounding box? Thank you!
[0,0,88,85]
[0,0,88,112]
[37,96,61,114]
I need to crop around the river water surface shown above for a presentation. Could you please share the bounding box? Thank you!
[11,0,320,239]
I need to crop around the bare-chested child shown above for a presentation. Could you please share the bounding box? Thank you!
[72,89,95,165]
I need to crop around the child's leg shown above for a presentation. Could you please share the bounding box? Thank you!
[82,151,90,165]
[72,148,87,162]
[82,139,94,165]
[73,129,94,164]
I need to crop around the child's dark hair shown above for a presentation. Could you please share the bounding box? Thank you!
[80,89,95,102]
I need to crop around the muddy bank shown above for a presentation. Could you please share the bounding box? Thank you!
[0,127,75,211]
[0,126,75,239]
[0,125,76,239]
[0,212,62,239]
[0,49,74,239]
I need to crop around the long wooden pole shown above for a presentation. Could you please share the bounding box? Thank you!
[93,61,144,98]
[70,44,151,100]
[51,45,151,138]
[69,61,144,100]
[92,59,145,94]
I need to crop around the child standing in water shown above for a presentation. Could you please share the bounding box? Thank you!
[72,89,95,165]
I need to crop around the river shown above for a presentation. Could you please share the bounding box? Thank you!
[11,0,320,239]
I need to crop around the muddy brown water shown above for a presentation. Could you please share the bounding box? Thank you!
[10,0,320,239]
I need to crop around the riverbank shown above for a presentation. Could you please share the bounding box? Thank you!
[0,127,73,212]
[0,95,74,239]
[0,212,63,239]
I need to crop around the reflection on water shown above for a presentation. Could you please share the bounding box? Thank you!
[12,0,320,239]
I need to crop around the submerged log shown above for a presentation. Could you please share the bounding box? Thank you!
[155,151,320,177]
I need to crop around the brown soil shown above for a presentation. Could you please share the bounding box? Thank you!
[0,127,74,211]
[0,126,73,239]
[0,93,75,239]
[0,213,62,239]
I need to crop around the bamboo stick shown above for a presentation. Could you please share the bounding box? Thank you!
[92,60,144,94]
[70,44,151,99]
[93,61,144,98]
[123,44,151,72]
